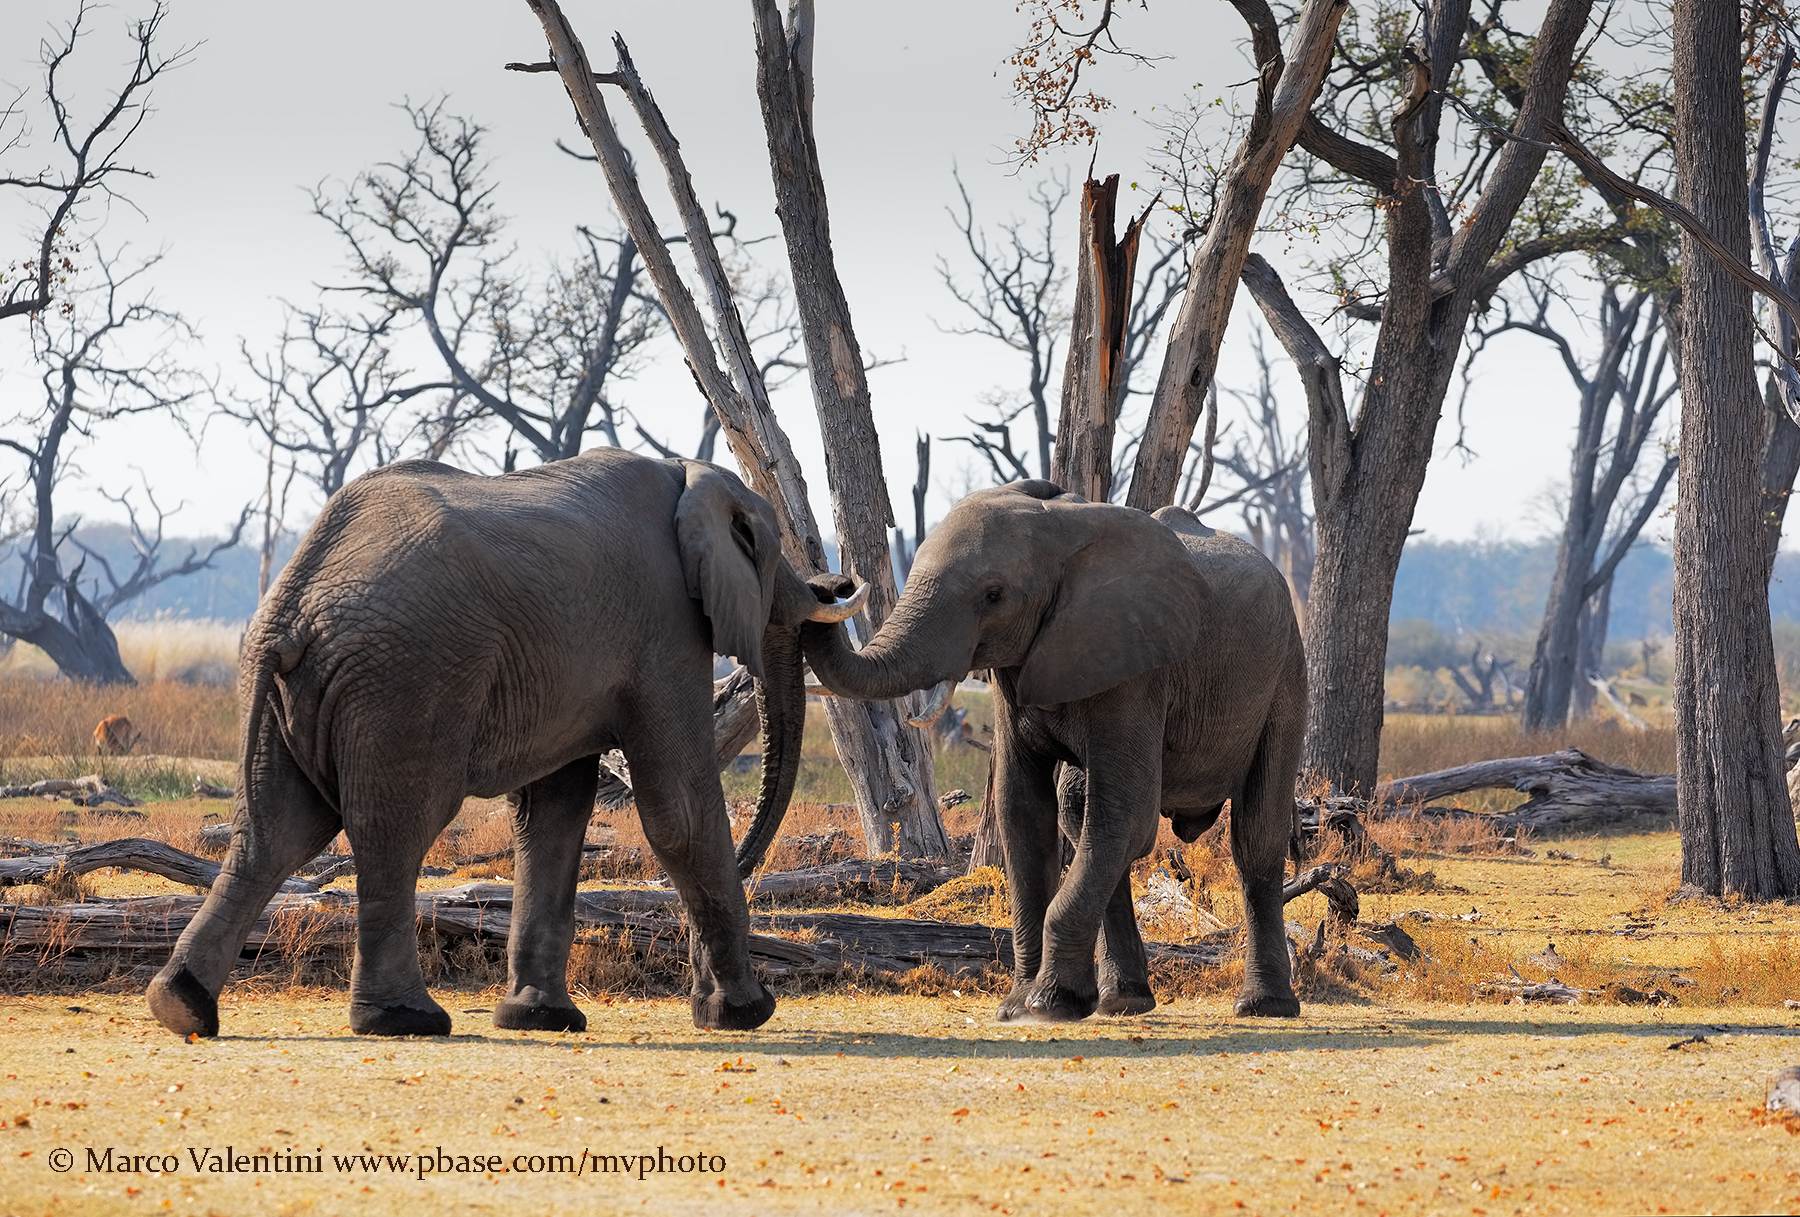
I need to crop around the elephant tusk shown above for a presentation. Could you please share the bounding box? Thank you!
[804,682,836,697]
[906,679,954,728]
[806,582,869,623]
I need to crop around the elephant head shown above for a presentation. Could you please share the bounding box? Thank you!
[800,480,1209,711]
[673,460,862,875]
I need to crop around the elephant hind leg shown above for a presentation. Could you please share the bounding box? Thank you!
[148,728,341,1038]
[622,693,774,1032]
[340,780,463,1038]
[1096,870,1155,1016]
[493,757,599,1033]
[1231,724,1302,1019]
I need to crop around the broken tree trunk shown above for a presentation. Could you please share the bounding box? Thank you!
[746,0,948,861]
[1375,748,1675,829]
[1051,175,1145,502]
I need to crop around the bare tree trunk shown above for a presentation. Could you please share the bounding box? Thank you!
[1124,0,1347,509]
[748,0,946,859]
[1052,175,1144,501]
[1671,0,1800,901]
[1760,372,1800,581]
[1570,580,1609,720]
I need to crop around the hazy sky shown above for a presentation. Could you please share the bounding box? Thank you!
[0,0,1674,554]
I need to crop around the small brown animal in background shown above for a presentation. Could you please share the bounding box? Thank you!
[93,715,140,755]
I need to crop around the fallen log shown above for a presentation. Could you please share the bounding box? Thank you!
[1373,748,1675,829]
[0,774,142,808]
[0,838,315,894]
[0,878,1233,980]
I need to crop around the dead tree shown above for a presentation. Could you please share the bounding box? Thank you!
[1471,281,1679,731]
[1183,324,1315,616]
[942,172,1185,499]
[0,2,188,324]
[747,0,948,858]
[514,3,948,859]
[309,100,667,469]
[891,433,930,582]
[0,254,240,682]
[1751,44,1800,582]
[938,171,1071,481]
[1669,0,1800,901]
[226,307,419,501]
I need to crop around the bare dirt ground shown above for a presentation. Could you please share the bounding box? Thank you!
[3,993,1799,1216]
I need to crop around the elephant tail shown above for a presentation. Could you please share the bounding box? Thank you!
[734,624,805,878]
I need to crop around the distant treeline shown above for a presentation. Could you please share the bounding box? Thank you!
[26,525,1800,638]
[1386,537,1800,640]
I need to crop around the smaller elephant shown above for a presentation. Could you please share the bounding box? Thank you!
[148,449,859,1039]
[804,480,1306,1022]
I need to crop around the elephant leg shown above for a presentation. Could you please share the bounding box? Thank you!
[1232,719,1302,1019]
[341,784,462,1037]
[994,740,1063,1023]
[622,694,774,1032]
[1096,870,1155,1016]
[494,757,599,1033]
[1003,686,1163,1024]
[148,726,340,1038]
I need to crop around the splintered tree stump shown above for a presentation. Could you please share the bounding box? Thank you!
[1283,864,1359,924]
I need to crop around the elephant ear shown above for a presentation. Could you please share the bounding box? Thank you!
[1014,507,1209,707]
[674,462,778,678]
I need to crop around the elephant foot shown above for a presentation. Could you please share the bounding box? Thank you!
[1233,988,1300,1018]
[147,965,219,1038]
[1097,983,1156,1017]
[691,983,775,1031]
[996,979,1098,1024]
[494,993,587,1033]
[349,999,453,1037]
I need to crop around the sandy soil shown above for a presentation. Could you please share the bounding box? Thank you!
[3,992,1798,1216]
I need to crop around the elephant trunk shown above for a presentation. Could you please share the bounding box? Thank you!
[800,602,970,704]
[733,623,806,877]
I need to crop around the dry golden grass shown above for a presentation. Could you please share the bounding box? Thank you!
[1379,713,1677,781]
[0,676,236,760]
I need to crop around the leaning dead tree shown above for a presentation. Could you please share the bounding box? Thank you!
[0,254,242,683]
[514,1,948,859]
[745,0,947,858]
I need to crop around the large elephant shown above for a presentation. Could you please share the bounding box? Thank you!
[148,449,856,1038]
[803,480,1306,1021]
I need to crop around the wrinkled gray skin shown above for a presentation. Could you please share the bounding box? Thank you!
[149,449,836,1039]
[803,480,1306,1022]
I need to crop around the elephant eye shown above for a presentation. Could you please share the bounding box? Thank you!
[983,585,1004,604]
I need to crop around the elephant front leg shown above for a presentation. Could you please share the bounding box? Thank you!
[494,757,600,1033]
[1000,687,1164,1024]
[994,745,1064,1023]
[1096,870,1154,1016]
[623,701,774,1032]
